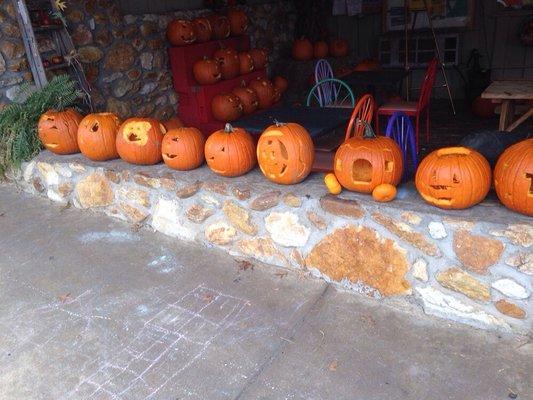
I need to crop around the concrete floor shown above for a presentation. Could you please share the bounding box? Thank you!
[0,185,531,400]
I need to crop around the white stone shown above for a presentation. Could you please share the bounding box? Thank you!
[124,14,137,24]
[37,162,59,186]
[505,253,533,275]
[151,198,195,241]
[47,188,67,204]
[428,221,447,240]
[205,221,237,245]
[412,258,429,282]
[416,286,510,331]
[265,212,310,247]
[201,195,220,207]
[22,161,35,182]
[491,279,529,300]
[140,52,153,70]
[54,164,72,177]
[68,163,87,173]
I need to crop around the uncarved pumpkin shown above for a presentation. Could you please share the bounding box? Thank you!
[162,127,205,170]
[249,48,268,69]
[257,122,315,185]
[192,17,212,43]
[232,84,259,115]
[211,93,243,122]
[249,77,275,109]
[292,38,313,61]
[334,123,403,193]
[193,58,222,85]
[162,116,183,131]
[330,39,348,57]
[213,48,240,80]
[471,96,496,118]
[166,20,196,46]
[77,112,121,161]
[116,118,166,165]
[313,41,329,59]
[273,75,288,94]
[238,52,254,74]
[38,108,83,155]
[493,138,533,216]
[227,8,248,36]
[372,183,397,202]
[205,123,256,177]
[415,146,491,210]
[208,14,231,39]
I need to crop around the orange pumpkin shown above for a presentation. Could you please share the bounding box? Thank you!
[249,48,268,69]
[493,138,533,216]
[257,122,315,185]
[116,118,165,165]
[205,123,256,177]
[213,48,240,80]
[330,39,348,57]
[415,147,491,210]
[162,127,205,170]
[162,116,183,131]
[208,14,230,39]
[38,108,83,155]
[238,52,254,74]
[471,96,496,118]
[227,8,248,36]
[273,75,288,93]
[313,40,329,59]
[292,38,313,61]
[77,112,121,161]
[272,87,281,103]
[193,58,222,85]
[232,83,259,115]
[334,123,403,193]
[354,58,381,71]
[166,19,196,46]
[192,17,212,43]
[249,77,275,109]
[372,183,397,202]
[211,93,243,122]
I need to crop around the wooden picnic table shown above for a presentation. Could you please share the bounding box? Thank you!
[481,80,533,132]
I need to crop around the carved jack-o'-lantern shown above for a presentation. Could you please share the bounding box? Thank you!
[493,138,533,216]
[162,127,205,171]
[238,52,254,74]
[166,19,196,46]
[213,48,240,80]
[193,58,222,85]
[257,122,315,185]
[249,77,275,109]
[227,8,248,36]
[249,48,268,69]
[116,118,166,165]
[192,17,212,43]
[205,123,256,177]
[211,93,243,122]
[38,108,83,155]
[232,83,259,115]
[208,14,231,39]
[415,146,491,210]
[77,112,121,161]
[334,123,403,193]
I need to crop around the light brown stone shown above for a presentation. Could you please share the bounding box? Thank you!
[159,177,176,191]
[236,237,287,265]
[204,181,228,196]
[186,204,214,224]
[490,224,532,248]
[32,177,44,193]
[505,252,533,276]
[133,174,160,189]
[442,217,475,230]
[305,226,410,296]
[176,181,202,198]
[231,185,251,200]
[118,203,149,223]
[401,211,422,226]
[372,212,441,257]
[283,193,302,208]
[290,249,305,268]
[320,195,364,219]
[223,200,257,235]
[58,182,73,197]
[78,46,103,63]
[104,43,135,71]
[250,191,281,211]
[307,211,327,230]
[436,267,490,302]
[453,230,504,274]
[205,222,237,245]
[494,299,526,319]
[104,169,121,184]
[117,187,150,207]
[75,173,114,208]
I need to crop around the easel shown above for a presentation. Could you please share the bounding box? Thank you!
[403,0,456,115]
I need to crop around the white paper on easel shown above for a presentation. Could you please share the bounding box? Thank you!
[332,0,347,15]
[347,0,362,15]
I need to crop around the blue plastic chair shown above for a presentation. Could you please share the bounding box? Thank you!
[385,111,418,181]
[307,78,355,108]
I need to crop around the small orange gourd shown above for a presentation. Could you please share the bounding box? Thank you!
[372,184,397,202]
[324,173,342,195]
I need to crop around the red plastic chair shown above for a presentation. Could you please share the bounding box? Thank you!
[345,94,376,139]
[376,58,438,149]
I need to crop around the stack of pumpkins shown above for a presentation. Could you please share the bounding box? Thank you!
[292,38,349,61]
[37,109,315,185]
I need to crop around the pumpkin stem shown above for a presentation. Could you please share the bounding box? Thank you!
[361,120,376,139]
[224,123,234,133]
[273,119,284,127]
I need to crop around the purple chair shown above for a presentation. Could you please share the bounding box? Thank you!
[385,111,418,181]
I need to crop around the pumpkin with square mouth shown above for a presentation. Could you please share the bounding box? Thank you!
[38,108,83,155]
[415,146,491,210]
[257,122,314,185]
[334,122,403,193]
[77,112,121,161]
[162,127,205,171]
[116,118,166,165]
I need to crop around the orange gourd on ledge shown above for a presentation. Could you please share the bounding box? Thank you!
[372,183,397,202]
[38,108,83,155]
[116,118,165,165]
[77,112,121,161]
[162,127,205,171]
[324,173,342,195]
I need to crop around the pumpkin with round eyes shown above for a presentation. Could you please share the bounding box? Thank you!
[273,76,288,94]
[213,48,240,80]
[330,38,348,57]
[249,77,275,109]
[313,40,329,59]
[292,38,313,61]
[162,127,205,171]
[116,118,166,165]
[257,122,314,185]
[77,112,120,161]
[415,146,491,210]
[38,108,83,155]
[205,123,256,177]
[493,138,533,216]
[192,17,212,43]
[193,58,222,85]
[232,83,258,115]
[208,14,231,39]
[166,19,196,46]
[227,8,248,36]
[334,123,403,193]
[249,48,268,69]
[162,116,183,131]
[211,93,243,122]
[238,52,254,74]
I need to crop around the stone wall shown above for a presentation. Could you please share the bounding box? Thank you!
[13,151,532,335]
[0,0,296,116]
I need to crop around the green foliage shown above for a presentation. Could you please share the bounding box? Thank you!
[0,75,81,176]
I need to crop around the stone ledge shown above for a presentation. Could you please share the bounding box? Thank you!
[12,151,532,334]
